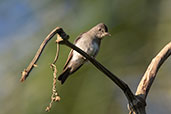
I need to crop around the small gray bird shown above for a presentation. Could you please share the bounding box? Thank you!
[58,23,111,84]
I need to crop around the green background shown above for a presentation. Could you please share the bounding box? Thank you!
[0,0,170,114]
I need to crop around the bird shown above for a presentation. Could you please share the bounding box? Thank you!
[58,23,111,84]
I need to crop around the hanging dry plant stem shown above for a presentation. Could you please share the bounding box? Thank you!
[46,64,60,112]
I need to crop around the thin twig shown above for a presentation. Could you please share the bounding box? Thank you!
[52,36,60,64]
[20,27,69,82]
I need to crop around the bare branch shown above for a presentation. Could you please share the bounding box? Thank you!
[128,42,171,114]
[20,26,139,113]
[20,27,69,82]
[20,25,171,114]
[136,42,171,99]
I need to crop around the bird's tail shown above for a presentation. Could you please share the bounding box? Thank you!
[58,68,71,84]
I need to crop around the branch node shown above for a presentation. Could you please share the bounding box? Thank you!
[56,34,64,43]
[56,31,69,44]
[20,69,28,82]
[128,95,147,114]
[33,64,38,67]
[55,96,61,101]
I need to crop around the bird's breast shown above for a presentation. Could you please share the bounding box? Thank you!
[78,40,99,56]
[73,36,100,60]
[87,40,99,56]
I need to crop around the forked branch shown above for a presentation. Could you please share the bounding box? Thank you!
[129,42,171,114]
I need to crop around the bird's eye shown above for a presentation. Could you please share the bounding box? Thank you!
[98,28,102,31]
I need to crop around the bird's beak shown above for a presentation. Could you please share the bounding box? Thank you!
[103,32,111,37]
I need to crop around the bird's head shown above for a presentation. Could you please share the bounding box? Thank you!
[91,23,111,39]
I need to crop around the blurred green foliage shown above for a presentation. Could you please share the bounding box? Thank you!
[0,0,170,114]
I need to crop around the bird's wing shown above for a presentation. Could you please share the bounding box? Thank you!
[63,50,73,70]
[63,33,85,70]
[74,32,85,42]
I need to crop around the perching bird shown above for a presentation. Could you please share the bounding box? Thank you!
[58,23,111,84]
